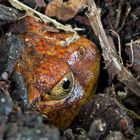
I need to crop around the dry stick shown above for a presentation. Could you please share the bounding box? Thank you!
[126,40,134,67]
[87,0,140,97]
[8,0,77,32]
[115,0,122,29]
[8,0,81,46]
[110,30,122,63]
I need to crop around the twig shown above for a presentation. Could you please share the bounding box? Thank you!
[115,0,122,29]
[8,0,82,33]
[87,0,140,97]
[110,30,123,64]
[60,32,80,46]
[8,0,81,46]
[117,1,131,32]
[126,40,134,67]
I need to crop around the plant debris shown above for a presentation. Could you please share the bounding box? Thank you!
[8,0,82,33]
[0,4,20,25]
[45,0,87,21]
[86,0,140,97]
[126,39,140,76]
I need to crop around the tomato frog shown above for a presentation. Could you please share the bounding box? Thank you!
[1,16,100,128]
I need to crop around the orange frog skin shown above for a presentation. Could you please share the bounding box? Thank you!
[15,16,100,128]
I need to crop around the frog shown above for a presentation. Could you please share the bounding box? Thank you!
[1,15,100,128]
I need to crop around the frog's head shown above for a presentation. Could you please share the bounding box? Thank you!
[16,17,100,128]
[29,43,100,128]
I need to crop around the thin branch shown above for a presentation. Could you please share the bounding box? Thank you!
[126,40,134,67]
[110,30,123,64]
[8,0,82,33]
[8,0,81,46]
[115,0,122,29]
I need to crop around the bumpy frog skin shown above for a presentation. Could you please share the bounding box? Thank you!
[15,17,100,128]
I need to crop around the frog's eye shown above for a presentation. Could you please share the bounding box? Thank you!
[49,71,74,100]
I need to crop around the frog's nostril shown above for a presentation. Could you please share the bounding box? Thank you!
[78,47,86,59]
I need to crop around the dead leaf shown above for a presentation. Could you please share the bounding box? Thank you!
[45,0,87,21]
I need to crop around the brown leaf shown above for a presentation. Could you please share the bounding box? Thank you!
[45,0,86,21]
